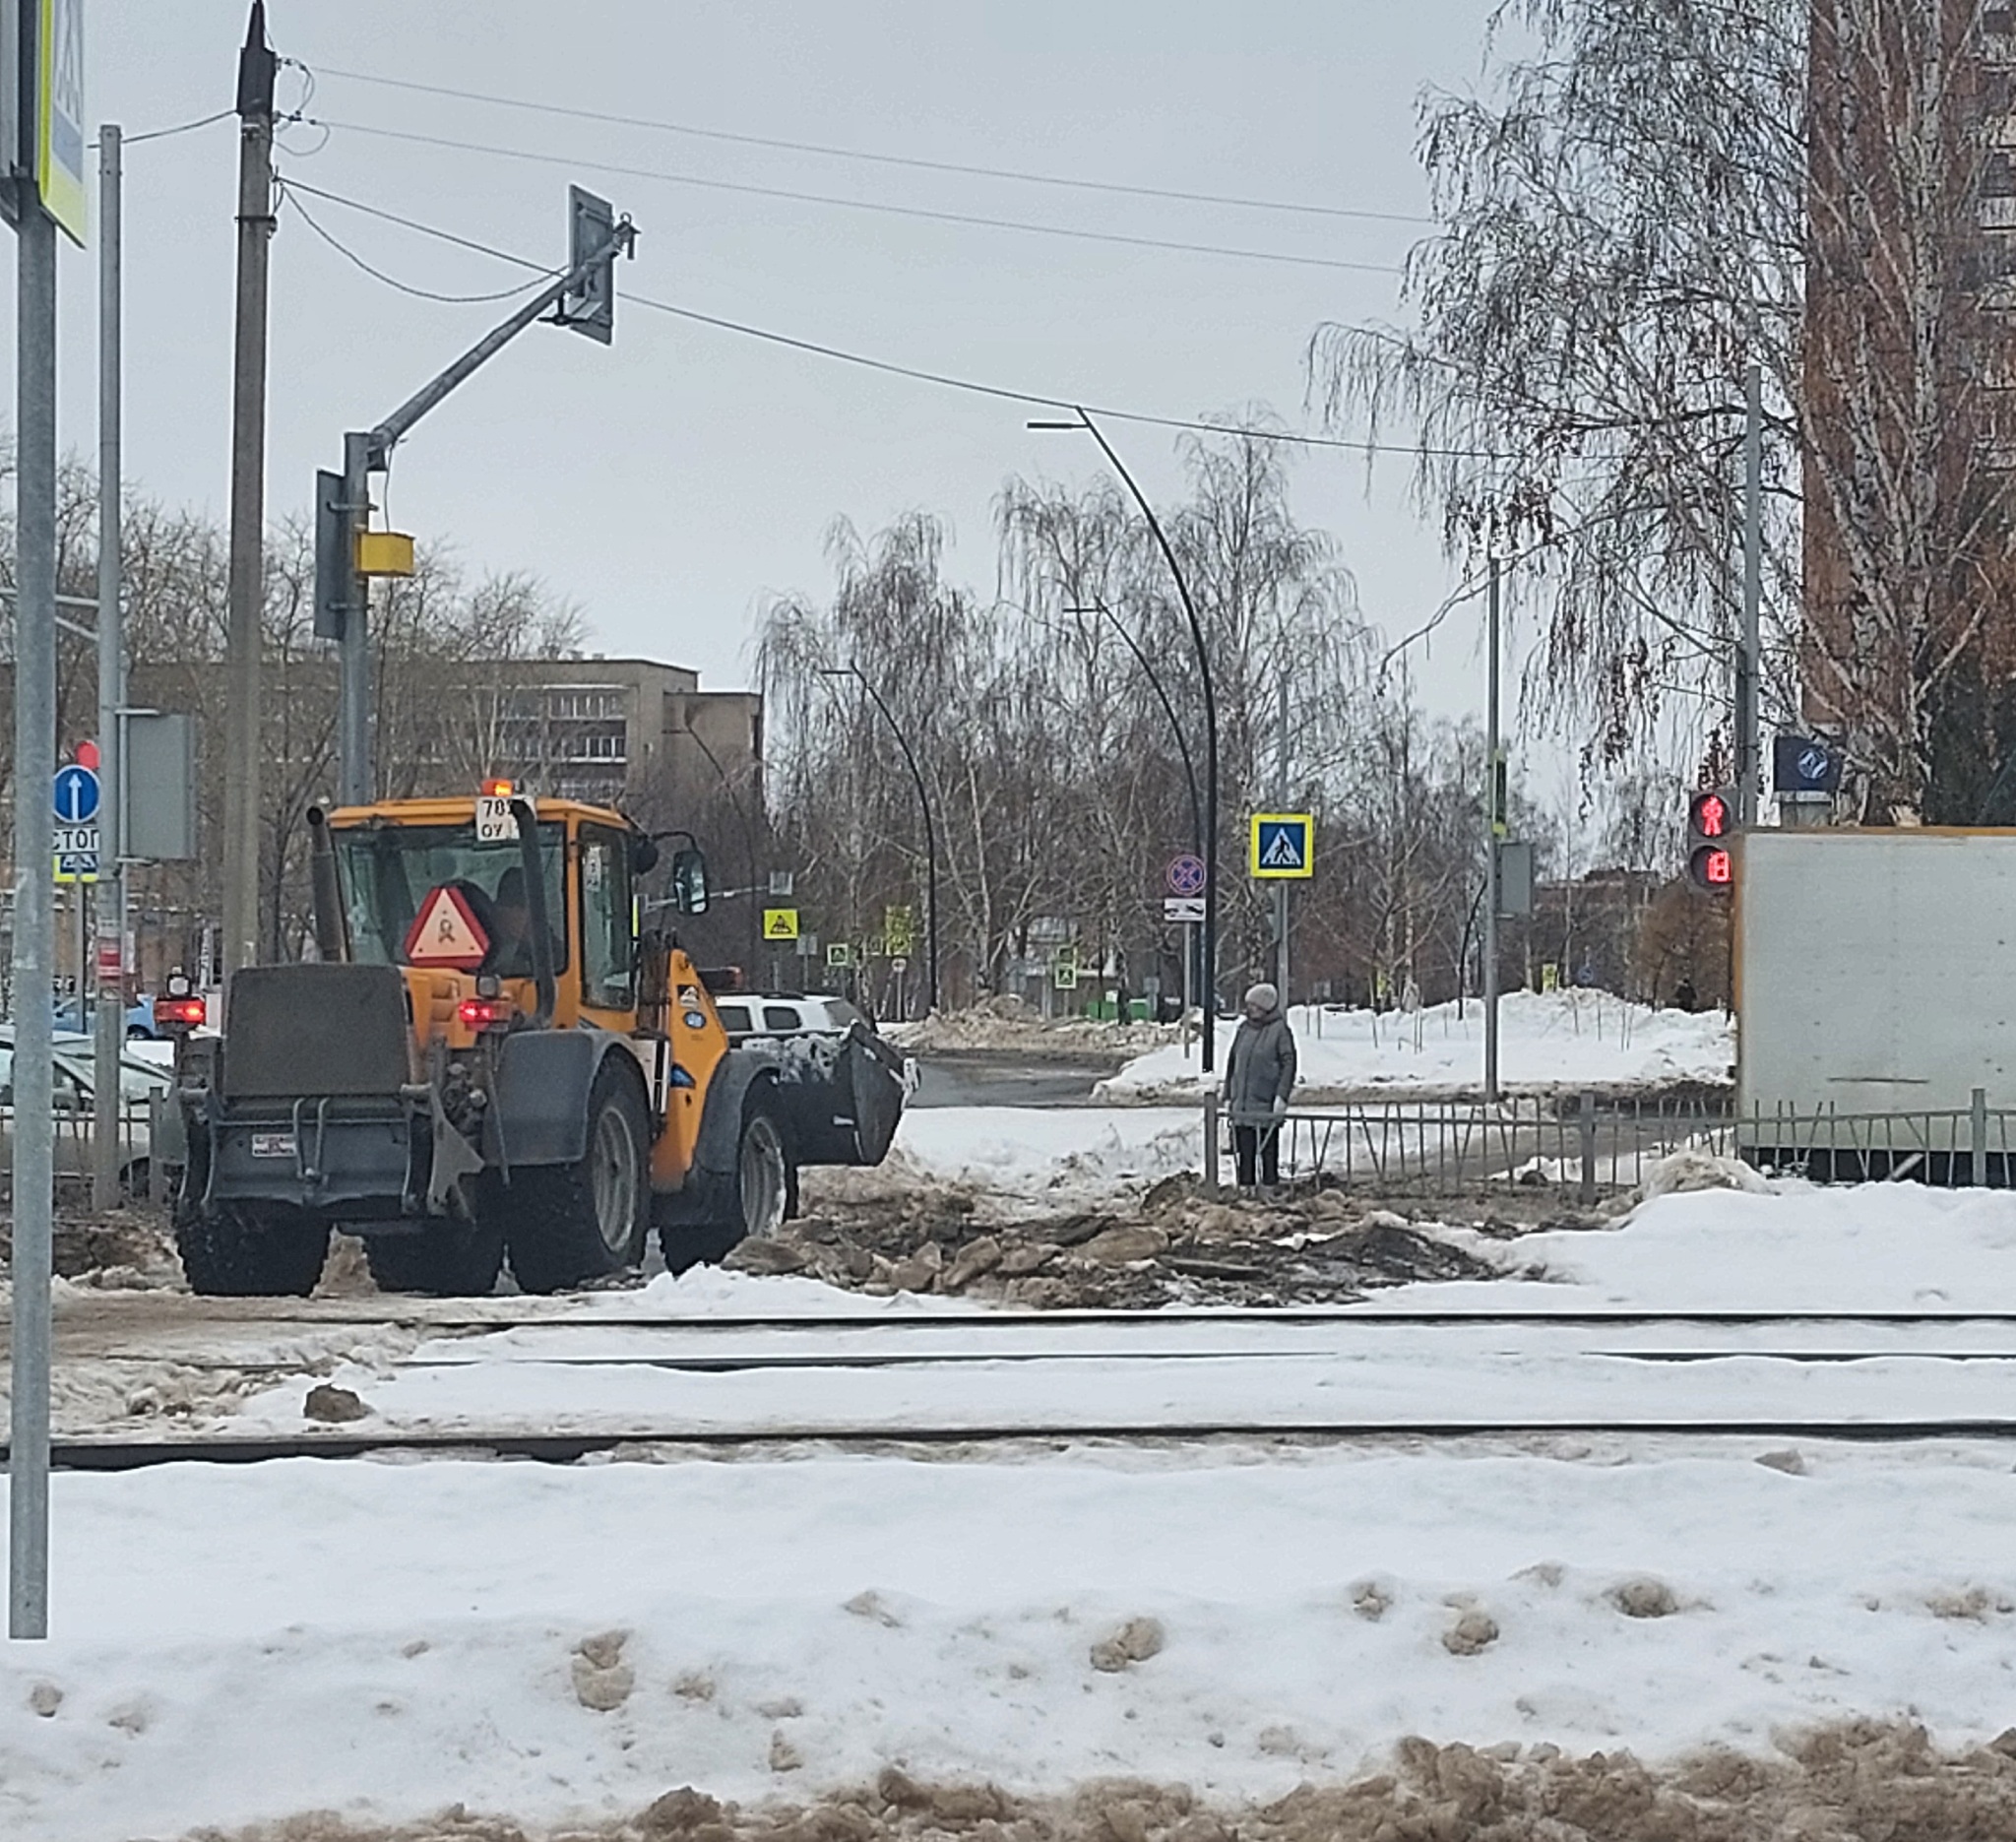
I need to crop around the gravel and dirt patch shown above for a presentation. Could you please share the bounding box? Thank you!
[144,1723,2016,1842]
[737,1172,1609,1308]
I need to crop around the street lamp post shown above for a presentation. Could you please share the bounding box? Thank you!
[1067,597,1206,1051]
[820,665,939,1016]
[1033,410,1221,1072]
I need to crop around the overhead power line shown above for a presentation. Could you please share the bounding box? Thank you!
[116,107,234,147]
[277,175,1541,464]
[314,63,1441,230]
[301,115,1407,279]
[277,176,561,303]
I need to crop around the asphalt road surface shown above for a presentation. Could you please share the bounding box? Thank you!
[908,1049,1121,1109]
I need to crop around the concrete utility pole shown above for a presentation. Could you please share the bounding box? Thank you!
[11,170,59,1645]
[1483,552,1503,1104]
[93,122,123,1212]
[1737,359,1763,824]
[221,1,276,982]
[1275,672,1291,999]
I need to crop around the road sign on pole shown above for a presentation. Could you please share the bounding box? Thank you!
[1164,896,1205,923]
[1166,853,1206,898]
[1249,813,1314,879]
[52,821,97,884]
[763,907,800,941]
[52,760,98,824]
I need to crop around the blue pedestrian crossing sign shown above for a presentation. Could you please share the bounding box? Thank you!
[1250,812,1314,880]
[53,762,99,825]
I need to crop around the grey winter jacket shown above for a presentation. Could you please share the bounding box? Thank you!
[1225,1008,1297,1116]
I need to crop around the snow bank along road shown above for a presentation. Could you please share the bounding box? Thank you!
[9,1435,2016,1842]
[11,1177,2016,1840]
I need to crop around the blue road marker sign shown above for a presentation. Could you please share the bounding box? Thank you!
[1250,812,1314,880]
[53,762,99,825]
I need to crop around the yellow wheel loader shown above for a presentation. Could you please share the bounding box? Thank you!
[159,789,907,1297]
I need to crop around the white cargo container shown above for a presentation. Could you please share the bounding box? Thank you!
[1739,828,2016,1122]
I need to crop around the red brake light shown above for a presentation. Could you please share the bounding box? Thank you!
[155,995,206,1030]
[458,996,512,1032]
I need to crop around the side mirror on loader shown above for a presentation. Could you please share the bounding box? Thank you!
[670,847,710,916]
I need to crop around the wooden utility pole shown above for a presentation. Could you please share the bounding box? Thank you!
[221,1,276,980]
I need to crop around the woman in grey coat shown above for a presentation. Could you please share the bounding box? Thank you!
[1225,982,1296,1190]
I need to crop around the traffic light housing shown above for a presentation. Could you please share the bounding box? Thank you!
[1686,788,1737,891]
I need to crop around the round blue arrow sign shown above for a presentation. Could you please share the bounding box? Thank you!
[53,763,99,825]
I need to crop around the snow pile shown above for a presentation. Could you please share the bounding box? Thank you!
[12,1440,2016,1840]
[1378,1179,2016,1313]
[1099,989,1734,1103]
[891,1106,1201,1208]
[889,996,1173,1057]
[591,1264,976,1319]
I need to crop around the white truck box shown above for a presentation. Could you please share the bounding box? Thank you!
[1739,828,2016,1117]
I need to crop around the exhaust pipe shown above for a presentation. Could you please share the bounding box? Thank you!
[306,805,348,963]
[510,797,557,1027]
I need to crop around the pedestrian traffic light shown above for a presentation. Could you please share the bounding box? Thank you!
[1686,788,1737,892]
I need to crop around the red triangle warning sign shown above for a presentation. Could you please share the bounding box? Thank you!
[404,884,491,972]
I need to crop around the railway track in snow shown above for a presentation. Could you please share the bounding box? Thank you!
[18,1303,2016,1469]
[25,1412,2016,1470]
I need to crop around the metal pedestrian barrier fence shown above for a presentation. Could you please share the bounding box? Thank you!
[0,1096,157,1204]
[1203,1087,2016,1199]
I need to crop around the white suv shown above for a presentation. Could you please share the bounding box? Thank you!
[713,993,874,1044]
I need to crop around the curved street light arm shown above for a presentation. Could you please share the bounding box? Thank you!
[819,665,941,1016]
[1070,408,1221,1071]
[1066,597,1204,863]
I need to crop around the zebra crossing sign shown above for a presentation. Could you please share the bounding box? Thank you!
[1250,812,1314,880]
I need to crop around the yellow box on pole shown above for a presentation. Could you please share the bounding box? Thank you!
[354,530,416,577]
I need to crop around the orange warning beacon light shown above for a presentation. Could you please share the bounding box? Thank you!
[481,778,514,798]
[403,884,492,973]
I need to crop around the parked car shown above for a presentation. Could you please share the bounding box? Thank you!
[712,992,875,1045]
[51,994,179,1040]
[0,1032,171,1195]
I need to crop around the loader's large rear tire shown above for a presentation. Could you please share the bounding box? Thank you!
[503,1059,650,1295]
[175,1202,331,1298]
[363,1220,506,1298]
[657,1091,794,1273]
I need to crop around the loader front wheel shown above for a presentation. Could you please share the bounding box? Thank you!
[364,1220,506,1298]
[733,1101,791,1241]
[503,1060,650,1295]
[655,1090,795,1274]
[175,1203,331,1298]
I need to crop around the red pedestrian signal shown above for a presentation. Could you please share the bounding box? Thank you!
[1689,791,1731,839]
[1685,787,1738,893]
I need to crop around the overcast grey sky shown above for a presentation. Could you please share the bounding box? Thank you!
[25,2,1502,706]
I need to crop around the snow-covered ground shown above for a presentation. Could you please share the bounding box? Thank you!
[16,1178,2016,1839]
[1379,1175,2016,1313]
[1098,989,1734,1102]
[10,1436,2016,1842]
[173,1179,2016,1439]
[878,1106,1203,1209]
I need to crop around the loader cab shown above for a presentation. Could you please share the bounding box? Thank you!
[323,792,687,1041]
